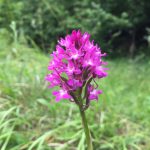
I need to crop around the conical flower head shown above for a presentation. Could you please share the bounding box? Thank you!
[45,30,108,108]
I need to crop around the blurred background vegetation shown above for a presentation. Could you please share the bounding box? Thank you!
[0,0,150,150]
[0,0,150,57]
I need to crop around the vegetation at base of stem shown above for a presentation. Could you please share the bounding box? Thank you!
[0,34,150,149]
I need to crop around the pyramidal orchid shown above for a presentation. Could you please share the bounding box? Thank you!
[45,30,108,150]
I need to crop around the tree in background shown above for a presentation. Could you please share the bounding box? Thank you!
[0,0,150,56]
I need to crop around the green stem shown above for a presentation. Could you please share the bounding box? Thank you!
[79,107,93,150]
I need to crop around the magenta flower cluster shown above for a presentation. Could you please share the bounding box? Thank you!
[45,30,108,108]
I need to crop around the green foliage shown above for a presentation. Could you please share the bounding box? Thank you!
[0,34,150,149]
[0,0,150,56]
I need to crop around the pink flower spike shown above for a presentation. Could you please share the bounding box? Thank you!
[45,29,108,104]
[45,29,108,150]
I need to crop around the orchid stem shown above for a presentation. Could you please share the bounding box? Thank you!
[79,106,93,150]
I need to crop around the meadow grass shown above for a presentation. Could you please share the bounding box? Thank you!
[0,36,150,150]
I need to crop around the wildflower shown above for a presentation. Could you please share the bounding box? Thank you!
[45,30,108,150]
[45,30,107,109]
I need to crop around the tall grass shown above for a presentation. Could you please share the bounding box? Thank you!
[0,32,150,149]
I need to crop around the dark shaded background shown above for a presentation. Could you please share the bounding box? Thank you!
[0,0,150,57]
